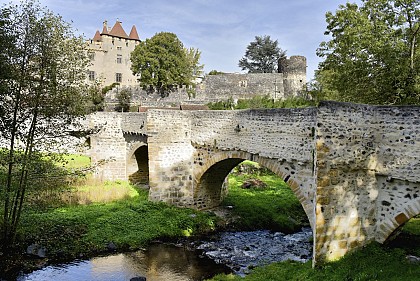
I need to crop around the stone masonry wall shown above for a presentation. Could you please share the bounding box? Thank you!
[105,70,306,108]
[188,109,316,217]
[146,108,317,226]
[88,112,127,181]
[146,110,196,207]
[373,106,420,242]
[314,102,420,264]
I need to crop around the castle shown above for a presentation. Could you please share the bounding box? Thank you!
[86,20,307,106]
[86,20,140,86]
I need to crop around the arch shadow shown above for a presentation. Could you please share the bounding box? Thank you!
[377,200,420,243]
[127,143,149,185]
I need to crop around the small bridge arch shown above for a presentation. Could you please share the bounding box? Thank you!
[125,134,149,185]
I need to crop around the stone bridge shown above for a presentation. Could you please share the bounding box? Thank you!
[86,101,420,266]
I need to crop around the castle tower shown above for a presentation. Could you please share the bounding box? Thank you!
[278,56,307,98]
[86,20,141,87]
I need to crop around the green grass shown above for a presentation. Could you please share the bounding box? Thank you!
[404,216,420,235]
[222,165,308,233]
[17,188,219,260]
[61,154,91,169]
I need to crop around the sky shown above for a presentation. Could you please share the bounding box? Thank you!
[0,0,358,80]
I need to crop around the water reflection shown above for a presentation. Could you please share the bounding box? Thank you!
[18,244,231,281]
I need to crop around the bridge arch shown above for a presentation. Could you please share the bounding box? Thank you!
[192,150,314,228]
[126,142,149,185]
[376,200,420,243]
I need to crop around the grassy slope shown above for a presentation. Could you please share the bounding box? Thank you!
[209,240,420,281]
[222,173,308,233]
[17,188,218,260]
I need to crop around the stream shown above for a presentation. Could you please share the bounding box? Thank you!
[17,228,312,280]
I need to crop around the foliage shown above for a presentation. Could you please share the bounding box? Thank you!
[101,82,120,95]
[0,0,89,253]
[239,35,286,73]
[185,47,204,79]
[130,32,203,96]
[316,0,420,105]
[86,83,104,113]
[207,96,315,110]
[222,162,308,233]
[208,70,225,75]
[115,88,131,112]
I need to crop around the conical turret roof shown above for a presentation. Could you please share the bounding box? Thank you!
[129,25,140,41]
[93,30,102,41]
[109,20,128,38]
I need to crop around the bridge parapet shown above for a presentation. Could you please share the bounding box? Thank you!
[122,112,147,135]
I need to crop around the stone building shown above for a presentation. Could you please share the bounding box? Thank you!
[105,56,308,109]
[86,20,140,86]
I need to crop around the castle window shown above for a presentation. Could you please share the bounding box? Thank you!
[88,71,95,81]
[117,46,122,51]
[117,54,122,64]
[88,52,95,61]
[115,73,122,83]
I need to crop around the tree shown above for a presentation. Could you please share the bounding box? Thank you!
[86,83,105,113]
[238,35,286,73]
[0,0,89,253]
[316,0,420,105]
[130,32,203,96]
[115,88,131,112]
[185,47,204,81]
[208,70,224,75]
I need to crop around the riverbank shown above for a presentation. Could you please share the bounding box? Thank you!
[207,217,420,281]
[0,185,222,279]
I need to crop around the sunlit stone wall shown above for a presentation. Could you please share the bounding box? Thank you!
[88,112,127,181]
[314,102,420,264]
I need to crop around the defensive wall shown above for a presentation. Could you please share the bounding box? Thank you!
[86,101,420,266]
[104,56,307,109]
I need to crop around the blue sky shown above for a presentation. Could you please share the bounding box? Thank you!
[1,0,358,80]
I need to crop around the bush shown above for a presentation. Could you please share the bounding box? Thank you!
[207,96,315,110]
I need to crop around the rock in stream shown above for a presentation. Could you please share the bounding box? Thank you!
[195,227,312,276]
